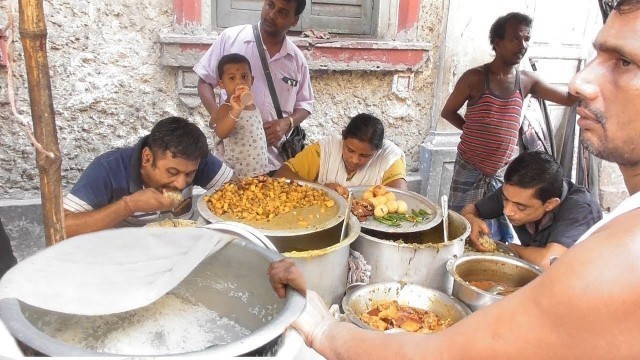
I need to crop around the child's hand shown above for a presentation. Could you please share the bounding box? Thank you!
[229,86,250,112]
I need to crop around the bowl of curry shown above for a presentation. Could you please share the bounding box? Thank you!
[342,282,471,333]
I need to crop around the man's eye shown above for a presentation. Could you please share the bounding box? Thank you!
[618,58,632,67]
[168,170,178,176]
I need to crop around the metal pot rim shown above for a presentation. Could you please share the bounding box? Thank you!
[197,179,347,236]
[0,236,306,357]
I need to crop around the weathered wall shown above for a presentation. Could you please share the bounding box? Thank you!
[1,0,444,200]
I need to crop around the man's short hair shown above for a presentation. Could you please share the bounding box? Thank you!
[504,151,563,203]
[489,12,533,51]
[148,117,209,162]
[286,0,306,16]
[217,53,252,79]
[615,0,640,13]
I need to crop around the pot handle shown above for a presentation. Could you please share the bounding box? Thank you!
[446,254,458,273]
[202,221,279,253]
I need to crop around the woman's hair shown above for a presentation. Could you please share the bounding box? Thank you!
[148,117,209,162]
[341,113,385,150]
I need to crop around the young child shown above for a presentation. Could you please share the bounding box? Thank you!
[212,53,269,178]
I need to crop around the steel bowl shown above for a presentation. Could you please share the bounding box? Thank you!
[342,282,471,332]
[197,180,348,252]
[447,253,542,311]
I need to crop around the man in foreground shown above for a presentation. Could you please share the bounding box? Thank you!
[63,117,233,237]
[269,2,640,358]
[461,151,601,268]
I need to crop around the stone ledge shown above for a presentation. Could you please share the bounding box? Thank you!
[159,33,431,72]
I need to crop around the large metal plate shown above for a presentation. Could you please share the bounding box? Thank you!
[348,186,442,233]
[197,179,347,237]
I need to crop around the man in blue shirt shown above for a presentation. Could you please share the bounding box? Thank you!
[63,117,233,237]
[461,151,602,268]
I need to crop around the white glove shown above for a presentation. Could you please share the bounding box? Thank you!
[292,290,338,349]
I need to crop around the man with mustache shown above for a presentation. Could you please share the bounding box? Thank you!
[267,1,640,357]
[461,151,602,268]
[63,117,233,237]
[194,0,313,173]
[441,12,577,242]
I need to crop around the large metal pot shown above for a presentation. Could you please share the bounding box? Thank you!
[283,215,360,305]
[0,229,305,357]
[447,253,542,311]
[342,282,471,332]
[197,179,348,252]
[352,210,470,293]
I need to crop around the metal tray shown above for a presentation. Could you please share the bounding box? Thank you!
[348,186,442,233]
[197,179,347,237]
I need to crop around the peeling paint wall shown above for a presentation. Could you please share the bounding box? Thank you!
[0,0,445,200]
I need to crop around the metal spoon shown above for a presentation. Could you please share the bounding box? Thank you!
[487,284,521,296]
[441,195,449,243]
[339,191,353,242]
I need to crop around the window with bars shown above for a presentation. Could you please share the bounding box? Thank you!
[214,0,377,36]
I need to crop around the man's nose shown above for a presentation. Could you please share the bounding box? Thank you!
[171,175,187,190]
[503,203,515,217]
[569,60,601,101]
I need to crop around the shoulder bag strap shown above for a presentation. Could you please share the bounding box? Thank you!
[253,24,283,119]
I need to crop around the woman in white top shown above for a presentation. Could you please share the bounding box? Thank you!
[274,113,407,191]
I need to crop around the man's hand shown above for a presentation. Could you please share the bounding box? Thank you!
[268,259,307,298]
[292,290,338,349]
[127,188,180,213]
[466,215,493,251]
[264,118,290,147]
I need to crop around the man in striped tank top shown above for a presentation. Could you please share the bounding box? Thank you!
[441,12,577,242]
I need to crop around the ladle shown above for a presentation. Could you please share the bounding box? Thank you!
[441,195,449,243]
[487,284,521,296]
[339,191,353,243]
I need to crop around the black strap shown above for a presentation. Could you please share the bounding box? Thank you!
[253,24,283,119]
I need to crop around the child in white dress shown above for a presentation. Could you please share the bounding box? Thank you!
[212,53,269,178]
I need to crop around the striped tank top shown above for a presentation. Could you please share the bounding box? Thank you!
[457,65,523,176]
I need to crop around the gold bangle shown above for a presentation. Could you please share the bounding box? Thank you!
[229,112,240,121]
[287,116,294,130]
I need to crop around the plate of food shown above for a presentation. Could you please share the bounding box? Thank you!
[197,176,347,236]
[346,185,442,233]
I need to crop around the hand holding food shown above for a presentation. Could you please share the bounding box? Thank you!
[128,188,178,213]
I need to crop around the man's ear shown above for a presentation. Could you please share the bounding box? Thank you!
[291,15,299,27]
[543,197,561,212]
[141,147,153,167]
[218,79,224,89]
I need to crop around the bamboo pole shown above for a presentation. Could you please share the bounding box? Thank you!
[18,0,65,245]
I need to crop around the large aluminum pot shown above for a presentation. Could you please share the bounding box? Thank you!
[447,253,542,311]
[0,229,305,357]
[352,210,470,293]
[283,215,360,305]
[197,179,348,252]
[342,282,471,332]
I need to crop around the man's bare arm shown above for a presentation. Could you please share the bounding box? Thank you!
[509,242,568,269]
[64,188,178,238]
[64,200,133,238]
[272,163,305,181]
[440,71,474,130]
[197,78,220,128]
[264,108,311,147]
[526,72,578,106]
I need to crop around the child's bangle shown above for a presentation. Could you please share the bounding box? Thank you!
[229,112,240,121]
